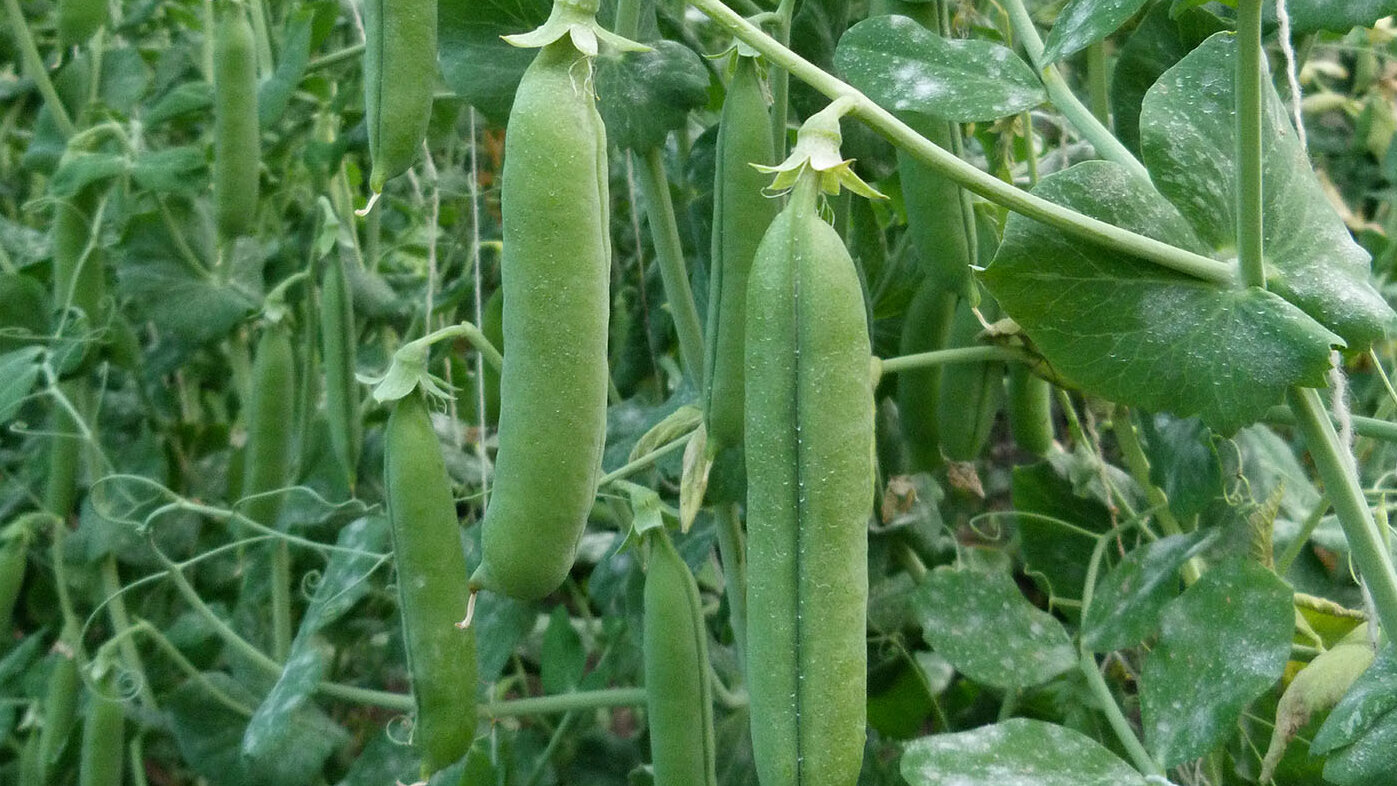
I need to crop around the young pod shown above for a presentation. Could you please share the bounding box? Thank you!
[896,280,957,472]
[320,249,360,488]
[702,54,779,465]
[39,648,80,779]
[644,532,717,786]
[1006,364,1054,457]
[242,323,296,529]
[385,393,478,776]
[469,31,611,601]
[0,518,33,636]
[363,0,437,191]
[936,297,1005,462]
[745,170,874,786]
[79,654,124,786]
[213,3,260,239]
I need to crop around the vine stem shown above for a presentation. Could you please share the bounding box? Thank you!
[634,148,707,384]
[878,345,1025,376]
[1002,0,1149,183]
[1237,0,1266,289]
[1265,407,1397,444]
[1288,388,1397,643]
[685,0,1234,285]
[482,688,648,717]
[2,0,75,137]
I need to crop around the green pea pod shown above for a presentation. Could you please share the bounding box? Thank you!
[56,0,108,46]
[18,730,42,786]
[702,54,779,459]
[385,393,478,776]
[363,0,437,191]
[0,519,33,636]
[896,280,957,472]
[644,531,717,786]
[900,115,975,297]
[320,249,360,488]
[1006,364,1054,457]
[469,35,611,601]
[243,323,296,528]
[213,3,260,239]
[39,649,80,779]
[79,659,124,786]
[745,172,873,786]
[936,297,1004,462]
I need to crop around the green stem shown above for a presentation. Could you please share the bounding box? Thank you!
[878,345,1025,376]
[714,503,748,675]
[1236,0,1265,288]
[2,0,76,137]
[1086,41,1111,127]
[769,0,796,158]
[598,430,694,487]
[1264,406,1397,443]
[1003,0,1147,183]
[634,148,706,384]
[685,0,1234,285]
[307,42,364,72]
[1275,495,1330,576]
[271,540,292,661]
[481,687,648,717]
[100,558,159,710]
[410,322,503,372]
[1287,388,1397,644]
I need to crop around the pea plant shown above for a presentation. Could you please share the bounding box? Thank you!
[1,0,1396,783]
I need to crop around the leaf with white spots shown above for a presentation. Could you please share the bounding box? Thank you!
[1041,0,1152,64]
[914,567,1075,691]
[1141,559,1293,767]
[1311,644,1397,785]
[900,718,1150,786]
[242,638,344,764]
[1082,531,1217,653]
[835,15,1046,122]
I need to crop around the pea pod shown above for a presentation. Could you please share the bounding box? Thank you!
[320,249,360,487]
[644,531,717,786]
[745,167,874,786]
[0,518,34,636]
[469,12,616,601]
[385,392,478,776]
[702,53,779,463]
[896,280,957,472]
[39,648,80,780]
[79,653,124,786]
[242,323,296,529]
[363,0,437,191]
[936,297,1004,462]
[213,3,260,239]
[1006,364,1054,457]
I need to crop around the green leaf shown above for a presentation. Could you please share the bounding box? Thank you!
[1109,2,1224,156]
[0,273,50,354]
[98,46,151,113]
[1010,459,1117,605]
[439,0,549,123]
[914,566,1076,690]
[296,515,390,637]
[541,606,586,695]
[1081,531,1215,652]
[1041,0,1151,65]
[131,147,207,195]
[0,347,43,426]
[594,41,710,151]
[258,8,315,129]
[900,718,1149,786]
[49,152,128,198]
[982,160,1340,433]
[834,15,1047,122]
[242,639,337,763]
[1141,558,1293,766]
[1312,645,1397,755]
[1263,1,1397,34]
[1138,414,1221,518]
[145,82,214,126]
[1140,33,1395,350]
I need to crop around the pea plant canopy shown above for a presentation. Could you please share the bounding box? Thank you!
[3,0,1397,783]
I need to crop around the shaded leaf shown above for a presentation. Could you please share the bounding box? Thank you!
[1041,0,1151,64]
[595,41,710,151]
[258,8,315,129]
[1141,559,1293,766]
[438,0,549,123]
[131,147,207,195]
[297,515,391,637]
[1010,459,1115,605]
[835,15,1046,122]
[0,347,43,426]
[900,718,1148,786]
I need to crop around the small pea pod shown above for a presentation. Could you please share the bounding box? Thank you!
[363,0,437,191]
[385,392,478,776]
[0,518,34,636]
[469,6,625,601]
[242,322,296,528]
[745,166,874,785]
[213,3,260,239]
[56,0,108,46]
[320,249,360,488]
[39,648,80,780]
[896,280,957,472]
[644,531,717,786]
[702,53,779,463]
[936,297,1004,462]
[1006,364,1054,457]
[79,652,124,786]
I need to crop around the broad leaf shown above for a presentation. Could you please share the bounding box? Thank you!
[1109,3,1223,155]
[835,15,1046,122]
[914,567,1075,690]
[594,41,710,151]
[1010,460,1116,605]
[1311,644,1397,786]
[0,347,43,426]
[1041,0,1151,65]
[49,152,128,198]
[983,160,1339,433]
[900,718,1149,786]
[131,147,207,195]
[0,272,49,354]
[1141,559,1293,766]
[1141,33,1394,351]
[1263,1,1397,34]
[242,639,336,762]
[1082,531,1214,652]
[258,8,316,129]
[439,0,550,123]
[1139,414,1222,518]
[296,516,390,637]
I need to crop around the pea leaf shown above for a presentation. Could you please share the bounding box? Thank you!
[1010,459,1117,606]
[438,0,550,123]
[1081,531,1216,652]
[0,347,43,426]
[1040,0,1151,65]
[295,515,390,637]
[131,147,208,195]
[1311,645,1397,786]
[1140,558,1293,766]
[257,8,315,129]
[1263,1,1397,34]
[900,718,1149,786]
[1109,3,1224,156]
[913,566,1076,690]
[594,41,710,151]
[834,15,1046,122]
[241,639,338,762]
[1140,33,1394,351]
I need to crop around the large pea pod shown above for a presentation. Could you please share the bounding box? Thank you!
[702,54,779,459]
[896,280,957,472]
[936,297,1004,462]
[243,323,296,528]
[468,35,610,601]
[644,531,717,786]
[1006,365,1054,456]
[385,392,478,776]
[362,0,436,191]
[320,249,360,487]
[56,0,108,46]
[745,173,873,786]
[213,3,259,239]
[79,656,124,786]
